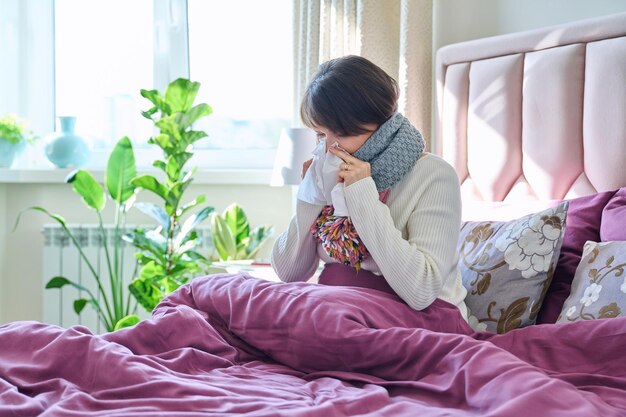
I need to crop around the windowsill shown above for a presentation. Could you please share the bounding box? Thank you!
[0,148,280,185]
[0,167,273,185]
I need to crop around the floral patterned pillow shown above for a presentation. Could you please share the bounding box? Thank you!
[458,202,569,333]
[557,240,626,323]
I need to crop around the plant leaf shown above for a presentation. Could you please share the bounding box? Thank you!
[128,277,164,313]
[106,136,137,204]
[74,298,89,315]
[45,276,71,289]
[211,213,237,261]
[14,206,67,232]
[113,314,141,331]
[175,206,214,248]
[165,78,200,113]
[179,195,207,216]
[66,170,106,212]
[223,203,250,245]
[131,175,168,201]
[125,229,168,264]
[179,103,213,130]
[134,202,170,229]
[183,130,208,144]
[46,276,90,293]
[140,89,171,115]
[246,225,274,258]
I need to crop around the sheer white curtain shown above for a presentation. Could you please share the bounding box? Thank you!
[293,0,433,147]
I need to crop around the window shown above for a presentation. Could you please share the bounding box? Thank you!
[55,0,154,149]
[1,0,294,170]
[188,0,293,150]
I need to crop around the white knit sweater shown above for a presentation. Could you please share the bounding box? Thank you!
[271,153,468,320]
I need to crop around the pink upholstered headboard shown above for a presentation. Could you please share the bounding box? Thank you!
[434,12,626,218]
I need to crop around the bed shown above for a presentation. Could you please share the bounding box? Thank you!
[2,12,626,416]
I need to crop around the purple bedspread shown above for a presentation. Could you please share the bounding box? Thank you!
[1,273,626,416]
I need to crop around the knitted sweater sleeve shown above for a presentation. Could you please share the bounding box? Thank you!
[271,199,324,282]
[344,160,462,310]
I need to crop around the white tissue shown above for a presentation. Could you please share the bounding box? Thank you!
[297,139,349,216]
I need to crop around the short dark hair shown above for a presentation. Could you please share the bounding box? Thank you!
[300,55,399,136]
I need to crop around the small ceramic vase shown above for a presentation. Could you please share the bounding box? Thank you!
[45,116,91,168]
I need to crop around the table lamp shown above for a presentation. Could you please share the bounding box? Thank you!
[271,127,318,212]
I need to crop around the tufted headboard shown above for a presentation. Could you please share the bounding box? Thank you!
[434,12,626,219]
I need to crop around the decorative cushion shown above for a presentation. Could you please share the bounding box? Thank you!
[536,190,617,324]
[458,202,569,333]
[557,240,626,323]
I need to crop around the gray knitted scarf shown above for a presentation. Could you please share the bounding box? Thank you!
[352,112,424,192]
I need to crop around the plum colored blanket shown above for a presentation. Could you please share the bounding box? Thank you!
[1,273,626,416]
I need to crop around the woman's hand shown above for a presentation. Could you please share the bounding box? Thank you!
[329,147,371,186]
[301,158,313,179]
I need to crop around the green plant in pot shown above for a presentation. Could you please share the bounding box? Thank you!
[0,114,38,167]
[124,78,215,313]
[15,137,141,332]
[211,203,274,261]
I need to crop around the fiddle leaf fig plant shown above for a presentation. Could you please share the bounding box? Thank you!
[125,78,215,313]
[211,203,273,261]
[14,137,140,332]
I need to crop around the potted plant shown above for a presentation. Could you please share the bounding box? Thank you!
[211,203,273,262]
[124,78,216,313]
[15,137,141,331]
[0,114,38,168]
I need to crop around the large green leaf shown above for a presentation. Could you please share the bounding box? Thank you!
[106,137,137,204]
[165,78,200,113]
[113,314,141,331]
[131,175,168,200]
[223,203,250,245]
[66,170,106,212]
[211,213,237,261]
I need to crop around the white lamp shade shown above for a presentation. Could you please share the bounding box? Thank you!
[271,127,317,186]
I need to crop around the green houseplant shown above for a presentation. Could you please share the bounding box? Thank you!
[211,203,273,261]
[0,114,38,167]
[125,78,215,313]
[15,137,141,332]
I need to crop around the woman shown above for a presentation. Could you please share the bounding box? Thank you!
[271,55,468,320]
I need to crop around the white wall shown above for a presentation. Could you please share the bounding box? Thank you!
[433,0,626,51]
[0,182,292,324]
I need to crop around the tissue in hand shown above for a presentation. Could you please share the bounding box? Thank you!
[297,140,349,216]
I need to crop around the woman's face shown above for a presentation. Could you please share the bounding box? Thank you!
[314,123,378,154]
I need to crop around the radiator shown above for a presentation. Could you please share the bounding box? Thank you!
[42,224,213,332]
